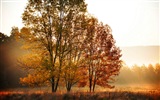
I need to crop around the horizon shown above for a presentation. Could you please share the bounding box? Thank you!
[121,46,160,66]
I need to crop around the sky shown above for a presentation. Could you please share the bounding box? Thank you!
[0,0,159,47]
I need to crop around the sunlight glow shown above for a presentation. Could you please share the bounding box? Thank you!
[86,0,159,47]
[0,0,27,36]
[1,0,159,47]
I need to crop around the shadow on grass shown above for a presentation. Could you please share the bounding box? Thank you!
[0,90,160,100]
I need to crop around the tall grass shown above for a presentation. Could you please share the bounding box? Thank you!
[0,86,160,100]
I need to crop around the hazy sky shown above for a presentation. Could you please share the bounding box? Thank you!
[0,0,159,47]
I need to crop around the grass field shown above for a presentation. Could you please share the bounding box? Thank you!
[0,85,160,100]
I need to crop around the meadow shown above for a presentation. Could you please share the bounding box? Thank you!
[0,85,160,100]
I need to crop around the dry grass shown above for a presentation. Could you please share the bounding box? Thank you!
[0,86,160,100]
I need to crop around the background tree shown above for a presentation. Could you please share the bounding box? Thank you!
[147,64,156,83]
[155,63,160,84]
[115,63,160,86]
[20,0,87,92]
[0,32,10,89]
[0,30,26,89]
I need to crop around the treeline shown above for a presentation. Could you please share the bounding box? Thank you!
[116,63,160,85]
[0,32,26,89]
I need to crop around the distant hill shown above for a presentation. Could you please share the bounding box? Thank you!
[120,46,160,66]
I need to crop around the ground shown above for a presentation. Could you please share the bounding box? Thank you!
[0,85,160,100]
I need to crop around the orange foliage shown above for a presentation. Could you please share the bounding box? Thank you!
[79,17,122,92]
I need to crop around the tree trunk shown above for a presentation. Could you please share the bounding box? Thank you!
[67,83,72,92]
[89,77,92,92]
[89,60,92,92]
[55,78,60,92]
[51,77,56,92]
[92,75,96,92]
[67,85,71,92]
[92,86,95,92]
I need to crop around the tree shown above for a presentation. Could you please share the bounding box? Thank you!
[0,30,26,89]
[155,63,160,84]
[147,64,156,83]
[61,23,86,91]
[132,65,143,83]
[79,16,122,92]
[19,0,87,92]
[0,32,10,89]
[0,32,9,43]
[115,64,133,84]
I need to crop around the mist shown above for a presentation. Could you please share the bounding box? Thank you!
[0,32,160,90]
[114,64,160,88]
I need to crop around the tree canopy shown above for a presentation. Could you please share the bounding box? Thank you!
[13,0,122,92]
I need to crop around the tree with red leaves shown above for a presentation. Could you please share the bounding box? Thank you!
[79,16,122,92]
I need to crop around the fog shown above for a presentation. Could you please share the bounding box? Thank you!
[0,32,160,90]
